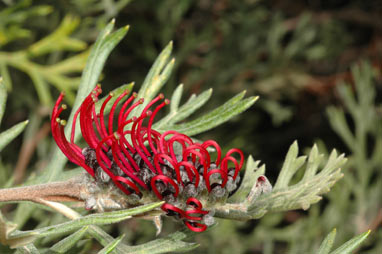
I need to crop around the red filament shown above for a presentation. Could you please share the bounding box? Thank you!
[51,86,244,232]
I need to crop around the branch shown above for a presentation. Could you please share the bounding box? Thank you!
[14,121,51,184]
[0,176,84,203]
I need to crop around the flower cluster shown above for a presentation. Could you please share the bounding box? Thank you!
[51,85,244,232]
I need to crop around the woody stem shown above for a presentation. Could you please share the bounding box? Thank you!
[0,176,85,203]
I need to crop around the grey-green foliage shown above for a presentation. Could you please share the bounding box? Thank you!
[135,2,348,127]
[0,78,29,152]
[318,228,338,254]
[120,230,199,254]
[0,14,369,254]
[317,228,370,254]
[42,19,128,183]
[132,41,175,117]
[9,19,131,251]
[0,0,133,106]
[154,85,258,136]
[97,234,125,254]
[250,62,380,254]
[14,243,40,254]
[89,39,257,138]
[0,0,52,47]
[0,19,257,253]
[214,141,345,221]
[1,202,162,249]
[208,61,378,254]
[49,226,89,253]
[0,15,88,105]
[154,84,212,129]
[324,62,382,252]
[70,0,133,27]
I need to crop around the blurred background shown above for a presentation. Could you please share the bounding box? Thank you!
[0,0,381,253]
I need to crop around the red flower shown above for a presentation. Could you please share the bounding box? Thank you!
[51,85,244,232]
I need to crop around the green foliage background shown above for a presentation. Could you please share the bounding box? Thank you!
[0,0,381,253]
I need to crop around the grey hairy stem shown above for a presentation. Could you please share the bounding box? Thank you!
[0,176,85,204]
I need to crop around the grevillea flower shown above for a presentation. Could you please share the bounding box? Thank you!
[51,85,244,232]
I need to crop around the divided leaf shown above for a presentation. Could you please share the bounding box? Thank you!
[249,144,345,214]
[28,16,86,56]
[215,142,346,220]
[0,15,89,106]
[273,141,307,190]
[228,155,265,203]
[154,85,213,130]
[159,91,258,136]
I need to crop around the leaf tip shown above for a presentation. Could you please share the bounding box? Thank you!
[301,201,311,210]
[124,25,130,31]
